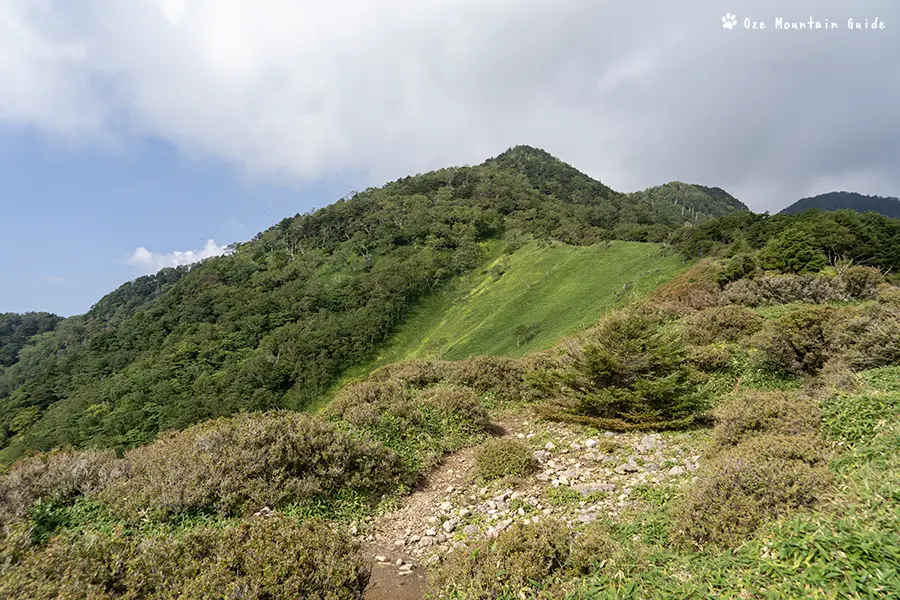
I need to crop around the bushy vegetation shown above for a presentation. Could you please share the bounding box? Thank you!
[473,438,537,481]
[0,515,370,600]
[103,411,405,520]
[429,518,614,599]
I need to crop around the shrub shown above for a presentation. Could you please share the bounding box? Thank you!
[429,519,597,599]
[674,434,830,547]
[418,385,489,433]
[473,438,537,481]
[445,355,536,403]
[687,344,734,373]
[646,260,725,316]
[679,305,763,345]
[328,380,416,428]
[750,305,837,375]
[711,391,822,450]
[724,274,847,306]
[839,266,883,299]
[102,411,404,520]
[0,448,122,525]
[832,304,900,371]
[0,515,370,600]
[716,253,757,286]
[537,310,706,430]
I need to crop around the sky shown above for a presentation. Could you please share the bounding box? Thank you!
[1,0,898,316]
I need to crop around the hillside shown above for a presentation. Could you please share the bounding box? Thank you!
[335,240,685,389]
[780,191,900,219]
[0,146,746,462]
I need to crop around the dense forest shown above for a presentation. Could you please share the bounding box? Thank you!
[3,146,899,464]
[0,313,63,368]
[781,191,900,219]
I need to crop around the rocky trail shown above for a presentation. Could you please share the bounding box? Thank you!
[359,412,703,599]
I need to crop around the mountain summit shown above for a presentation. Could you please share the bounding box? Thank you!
[780,191,900,219]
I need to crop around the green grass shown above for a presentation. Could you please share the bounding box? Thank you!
[333,241,685,387]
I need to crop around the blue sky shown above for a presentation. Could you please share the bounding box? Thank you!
[0,129,353,316]
[1,0,898,317]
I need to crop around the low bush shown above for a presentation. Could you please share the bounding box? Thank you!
[679,305,763,346]
[102,411,404,520]
[429,518,607,599]
[716,253,757,286]
[674,434,831,548]
[0,515,370,600]
[0,448,122,525]
[833,303,900,371]
[473,438,537,481]
[711,391,822,450]
[687,344,734,373]
[417,385,489,434]
[839,266,883,299]
[750,305,837,375]
[724,274,846,306]
[645,260,725,316]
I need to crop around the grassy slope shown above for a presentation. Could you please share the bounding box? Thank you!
[334,240,686,384]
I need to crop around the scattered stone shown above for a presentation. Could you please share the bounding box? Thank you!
[426,528,436,537]
[572,483,616,496]
[408,534,421,544]
[393,539,406,548]
[375,555,387,563]
[463,525,480,536]
[458,508,471,518]
[419,536,434,547]
[437,533,447,543]
[349,523,358,536]
[615,462,639,475]
[584,439,598,448]
[396,559,404,566]
[399,563,414,572]
[578,514,596,524]
[442,520,456,533]
[545,441,556,451]
[533,450,549,462]
[517,433,525,439]
[439,501,453,512]
[669,465,685,476]
[253,507,273,517]
[445,485,455,494]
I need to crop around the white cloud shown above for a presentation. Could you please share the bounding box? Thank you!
[0,1,898,211]
[126,239,231,274]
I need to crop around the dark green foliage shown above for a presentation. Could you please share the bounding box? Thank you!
[674,209,900,273]
[535,310,707,430]
[473,438,537,481]
[0,515,370,600]
[780,191,900,219]
[0,312,63,368]
[102,411,404,520]
[759,227,828,274]
[716,252,757,285]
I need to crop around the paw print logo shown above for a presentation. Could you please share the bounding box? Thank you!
[722,13,737,29]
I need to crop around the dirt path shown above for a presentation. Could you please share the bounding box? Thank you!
[362,418,523,600]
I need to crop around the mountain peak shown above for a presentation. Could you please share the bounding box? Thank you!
[780,191,900,219]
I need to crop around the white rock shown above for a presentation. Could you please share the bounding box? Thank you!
[545,441,556,451]
[439,502,453,512]
[458,508,471,518]
[585,439,598,448]
[394,539,406,547]
[375,555,387,562]
[443,520,456,533]
[669,465,686,476]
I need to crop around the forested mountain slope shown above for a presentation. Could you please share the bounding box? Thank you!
[0,146,745,461]
[781,191,900,219]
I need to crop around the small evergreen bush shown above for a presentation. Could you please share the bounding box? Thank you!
[473,437,537,481]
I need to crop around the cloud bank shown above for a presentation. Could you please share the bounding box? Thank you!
[126,239,230,274]
[1,0,899,211]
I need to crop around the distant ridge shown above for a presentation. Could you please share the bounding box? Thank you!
[780,191,900,219]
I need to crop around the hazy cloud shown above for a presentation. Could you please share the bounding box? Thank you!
[126,239,230,274]
[1,0,898,211]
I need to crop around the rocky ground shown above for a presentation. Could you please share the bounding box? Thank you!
[359,412,705,599]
